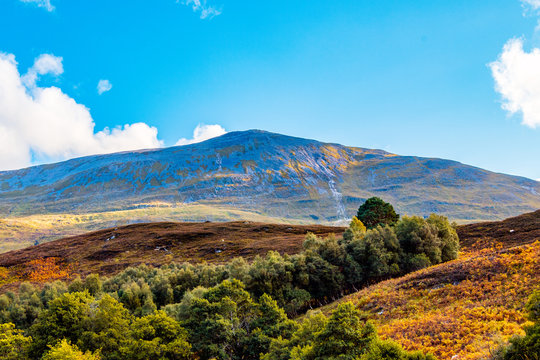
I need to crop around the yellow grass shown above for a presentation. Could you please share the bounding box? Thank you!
[320,241,540,359]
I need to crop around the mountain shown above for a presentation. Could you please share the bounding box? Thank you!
[0,130,539,225]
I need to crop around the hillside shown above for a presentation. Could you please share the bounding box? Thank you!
[0,221,345,289]
[0,130,539,231]
[0,211,538,358]
[320,210,540,360]
[457,209,540,250]
[0,204,300,253]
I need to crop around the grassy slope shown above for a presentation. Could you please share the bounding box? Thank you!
[0,204,303,253]
[318,211,540,360]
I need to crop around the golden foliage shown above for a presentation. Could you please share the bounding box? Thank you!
[327,241,540,359]
[25,257,73,282]
[0,266,9,285]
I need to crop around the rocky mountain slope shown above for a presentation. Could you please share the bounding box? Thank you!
[0,130,539,224]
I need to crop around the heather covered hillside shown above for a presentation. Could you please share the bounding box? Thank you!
[0,221,346,281]
[320,210,540,359]
[0,204,538,359]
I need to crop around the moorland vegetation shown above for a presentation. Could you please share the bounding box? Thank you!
[0,198,470,359]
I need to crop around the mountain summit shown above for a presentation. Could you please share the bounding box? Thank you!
[0,130,539,223]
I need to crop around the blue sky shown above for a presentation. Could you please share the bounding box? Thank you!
[0,0,539,180]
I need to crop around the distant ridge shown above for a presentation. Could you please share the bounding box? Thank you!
[0,129,539,223]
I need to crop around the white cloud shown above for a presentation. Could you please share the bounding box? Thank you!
[522,0,540,11]
[22,54,63,88]
[0,52,163,170]
[22,0,222,17]
[97,79,112,95]
[490,38,540,128]
[180,0,221,19]
[175,124,227,146]
[20,0,54,12]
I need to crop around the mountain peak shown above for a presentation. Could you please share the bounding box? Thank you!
[201,129,321,147]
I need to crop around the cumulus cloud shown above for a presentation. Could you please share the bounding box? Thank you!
[97,79,112,95]
[19,0,54,12]
[180,0,221,19]
[175,124,227,146]
[21,54,63,88]
[0,52,163,170]
[490,38,540,128]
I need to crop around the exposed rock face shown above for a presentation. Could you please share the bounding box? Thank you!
[0,130,539,223]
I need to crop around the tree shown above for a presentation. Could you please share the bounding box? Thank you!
[181,279,258,359]
[243,294,298,358]
[347,225,401,282]
[180,280,303,360]
[123,311,192,360]
[310,302,376,359]
[300,252,344,300]
[261,310,328,360]
[246,251,296,307]
[42,339,100,360]
[83,274,102,297]
[30,291,93,358]
[395,216,441,272]
[356,198,399,229]
[426,214,459,262]
[0,323,32,360]
[78,294,132,360]
[342,217,367,243]
[117,281,156,317]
